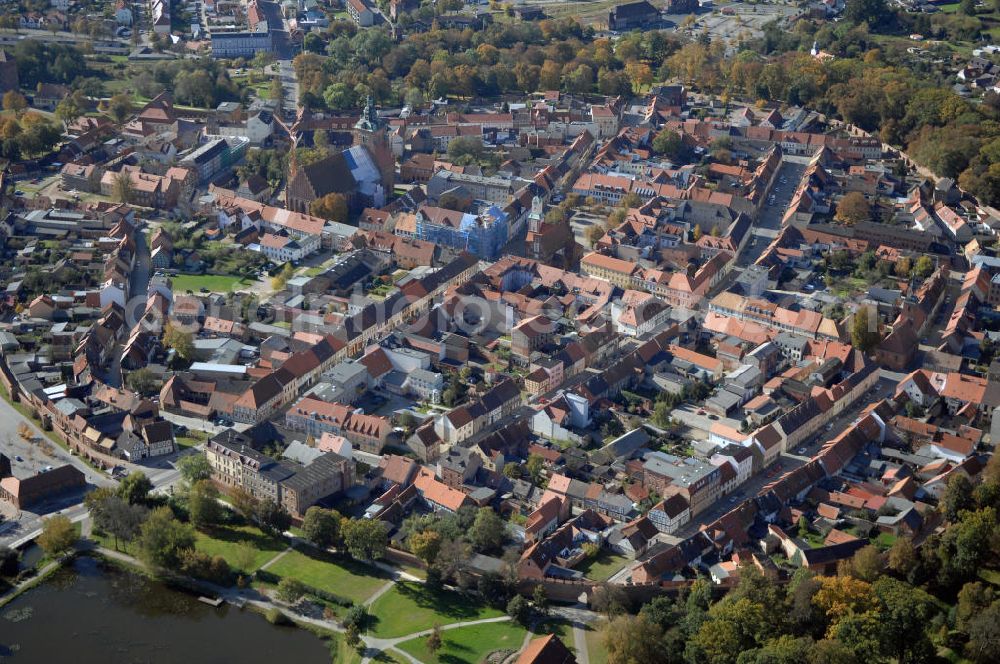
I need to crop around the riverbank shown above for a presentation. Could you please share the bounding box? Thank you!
[1,555,336,663]
[0,552,70,609]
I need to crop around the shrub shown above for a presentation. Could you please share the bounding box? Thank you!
[277,577,306,603]
[265,608,292,625]
[180,549,233,585]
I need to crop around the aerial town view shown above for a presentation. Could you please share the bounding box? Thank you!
[2,0,1000,661]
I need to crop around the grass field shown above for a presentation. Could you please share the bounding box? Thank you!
[92,530,140,557]
[170,273,250,293]
[265,547,391,604]
[396,621,527,664]
[576,551,628,582]
[368,582,504,638]
[194,524,286,572]
[176,430,209,449]
[584,623,607,664]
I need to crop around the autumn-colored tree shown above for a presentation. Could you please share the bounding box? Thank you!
[834,191,871,225]
[2,91,27,116]
[310,192,349,223]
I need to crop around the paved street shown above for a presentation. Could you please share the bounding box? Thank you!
[738,160,809,268]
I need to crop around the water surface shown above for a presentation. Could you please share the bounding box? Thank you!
[1,557,331,663]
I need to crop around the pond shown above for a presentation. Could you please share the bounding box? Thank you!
[1,557,333,663]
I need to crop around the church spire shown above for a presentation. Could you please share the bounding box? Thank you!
[355,95,382,133]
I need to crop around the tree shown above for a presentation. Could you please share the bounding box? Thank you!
[942,473,975,522]
[38,515,77,557]
[585,223,606,247]
[652,130,685,160]
[91,493,147,551]
[692,224,703,242]
[231,487,259,522]
[2,91,27,116]
[409,529,442,565]
[341,605,371,632]
[526,454,544,484]
[271,262,294,291]
[895,256,912,280]
[268,77,284,104]
[309,192,348,223]
[805,639,859,664]
[256,499,292,537]
[532,584,549,615]
[603,615,665,664]
[502,462,522,479]
[592,582,632,618]
[960,0,977,15]
[55,92,83,127]
[163,324,195,362]
[841,545,883,582]
[938,507,998,579]
[345,623,362,650]
[301,507,341,549]
[507,594,531,626]
[188,479,223,529]
[342,517,387,560]
[233,540,257,574]
[117,472,153,506]
[469,507,505,552]
[313,128,330,152]
[107,93,133,125]
[447,136,486,163]
[139,506,196,569]
[913,255,934,279]
[850,306,881,353]
[653,401,672,428]
[965,600,1000,663]
[887,537,918,578]
[178,454,213,486]
[834,192,870,225]
[812,576,876,631]
[113,170,134,205]
[872,576,936,664]
[276,576,306,603]
[957,582,995,632]
[844,0,891,28]
[126,367,158,395]
[426,624,443,655]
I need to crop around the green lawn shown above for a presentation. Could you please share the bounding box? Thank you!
[194,524,286,572]
[396,621,527,664]
[170,273,250,294]
[874,532,897,550]
[576,551,628,582]
[91,529,140,557]
[369,582,505,638]
[584,623,608,664]
[265,547,391,604]
[176,430,209,449]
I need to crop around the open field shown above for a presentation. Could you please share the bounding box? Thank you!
[194,524,286,572]
[265,547,391,604]
[396,621,527,664]
[585,623,608,664]
[368,582,505,638]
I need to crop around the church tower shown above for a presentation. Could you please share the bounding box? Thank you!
[354,95,395,194]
